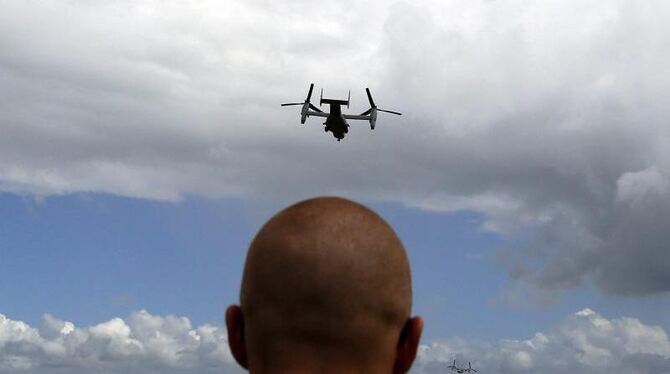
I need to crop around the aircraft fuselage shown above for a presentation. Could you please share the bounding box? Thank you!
[323,104,349,141]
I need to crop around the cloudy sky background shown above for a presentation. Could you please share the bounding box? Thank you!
[2,0,670,372]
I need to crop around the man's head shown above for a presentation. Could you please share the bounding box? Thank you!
[226,197,423,373]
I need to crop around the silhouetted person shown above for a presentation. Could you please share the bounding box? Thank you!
[226,196,423,374]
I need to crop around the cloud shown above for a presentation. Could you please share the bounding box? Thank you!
[2,309,668,373]
[2,0,670,297]
[0,311,240,373]
[413,309,670,374]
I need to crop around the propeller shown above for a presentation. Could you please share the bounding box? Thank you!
[366,87,376,107]
[364,88,401,115]
[281,83,316,106]
[378,108,402,115]
[306,82,314,101]
[281,83,320,124]
[447,359,458,370]
[362,87,401,130]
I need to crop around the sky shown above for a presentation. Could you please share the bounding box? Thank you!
[1,0,670,372]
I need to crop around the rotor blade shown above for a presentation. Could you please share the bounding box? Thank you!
[365,87,376,108]
[378,108,402,115]
[281,103,303,106]
[309,103,323,112]
[359,108,372,116]
[306,83,314,102]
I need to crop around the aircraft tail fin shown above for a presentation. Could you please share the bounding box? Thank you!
[320,88,351,107]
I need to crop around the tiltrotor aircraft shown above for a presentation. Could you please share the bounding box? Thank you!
[448,360,478,373]
[281,83,401,141]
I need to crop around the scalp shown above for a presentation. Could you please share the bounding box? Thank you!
[240,197,412,359]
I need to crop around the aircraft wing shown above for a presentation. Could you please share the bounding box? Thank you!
[307,110,329,118]
[342,114,371,121]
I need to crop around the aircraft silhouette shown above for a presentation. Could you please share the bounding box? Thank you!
[281,83,401,141]
[448,360,478,373]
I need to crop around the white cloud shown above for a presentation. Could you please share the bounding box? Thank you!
[413,309,670,374]
[2,0,670,297]
[0,311,240,373]
[2,309,669,373]
[616,166,669,204]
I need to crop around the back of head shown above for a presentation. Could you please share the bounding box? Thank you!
[227,197,422,373]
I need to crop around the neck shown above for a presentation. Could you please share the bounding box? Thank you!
[247,349,394,374]
[248,360,387,374]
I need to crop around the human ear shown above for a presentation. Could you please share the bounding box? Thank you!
[393,316,424,374]
[225,305,249,369]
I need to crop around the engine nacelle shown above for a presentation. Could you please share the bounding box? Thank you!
[300,102,309,124]
[369,107,378,130]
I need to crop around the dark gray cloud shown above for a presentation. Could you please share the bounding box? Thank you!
[2,0,670,297]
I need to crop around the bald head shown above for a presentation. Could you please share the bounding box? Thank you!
[227,197,421,373]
